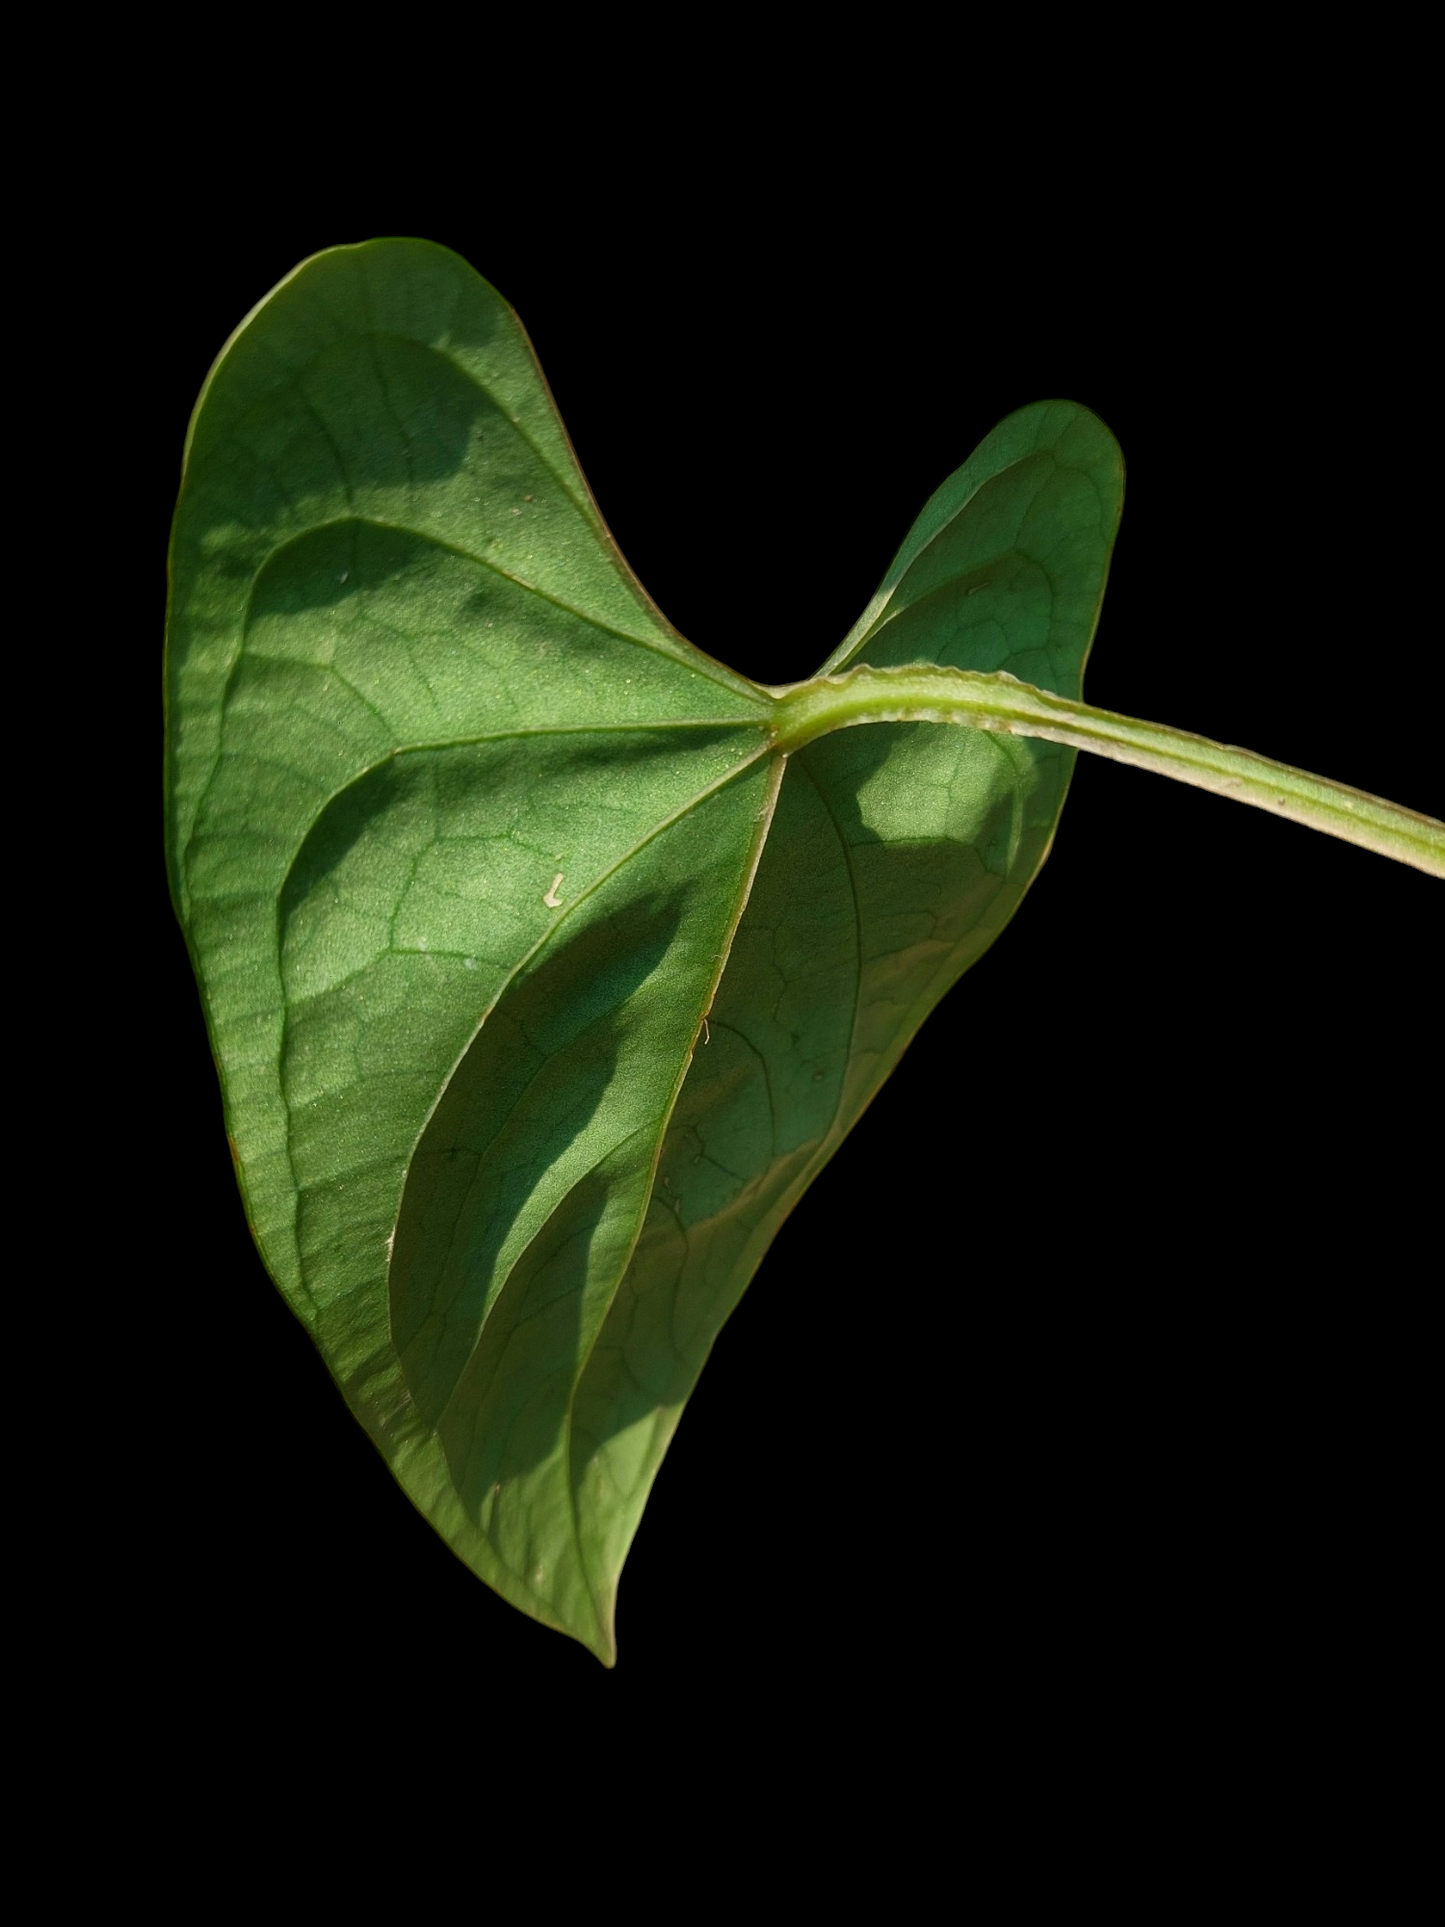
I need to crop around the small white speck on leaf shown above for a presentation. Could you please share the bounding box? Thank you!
[544,873,564,908]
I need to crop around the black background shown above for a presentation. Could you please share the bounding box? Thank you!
[152,187,1436,1761]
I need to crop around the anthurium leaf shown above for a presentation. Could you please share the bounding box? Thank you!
[167,239,1120,1661]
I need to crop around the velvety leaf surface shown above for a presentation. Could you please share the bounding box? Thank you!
[167,240,1121,1659]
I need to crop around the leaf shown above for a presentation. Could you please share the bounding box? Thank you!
[167,239,1122,1661]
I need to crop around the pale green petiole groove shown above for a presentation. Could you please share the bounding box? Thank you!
[769,665,1445,879]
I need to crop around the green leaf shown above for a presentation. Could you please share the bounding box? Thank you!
[164,238,1161,1661]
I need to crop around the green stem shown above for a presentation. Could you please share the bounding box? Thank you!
[769,664,1444,879]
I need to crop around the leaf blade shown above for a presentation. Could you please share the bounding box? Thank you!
[168,242,1123,1657]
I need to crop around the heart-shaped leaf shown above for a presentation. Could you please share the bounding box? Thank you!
[167,239,1123,1659]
